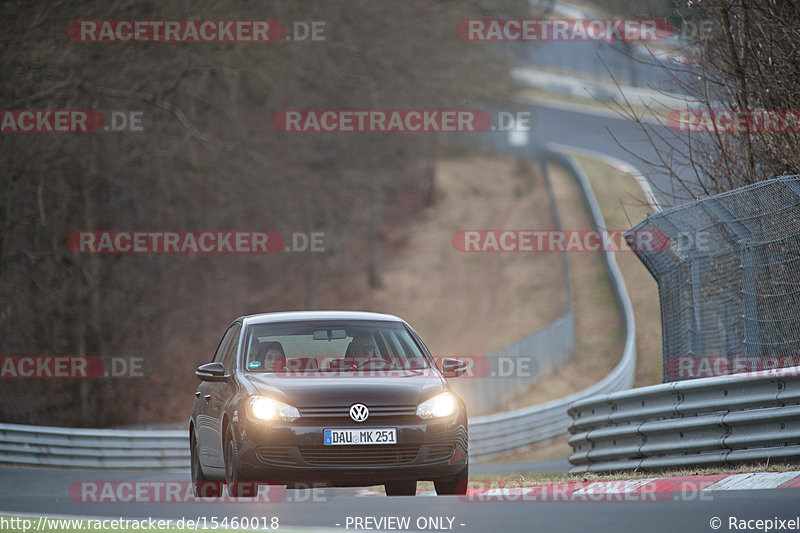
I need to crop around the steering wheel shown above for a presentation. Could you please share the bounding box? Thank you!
[356,357,392,370]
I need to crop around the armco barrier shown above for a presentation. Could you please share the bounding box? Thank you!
[449,311,574,416]
[449,132,574,416]
[0,423,188,469]
[467,146,637,461]
[0,147,637,468]
[567,366,800,473]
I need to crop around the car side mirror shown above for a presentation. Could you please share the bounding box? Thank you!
[441,358,467,378]
[196,361,227,382]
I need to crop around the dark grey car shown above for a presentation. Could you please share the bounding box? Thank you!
[189,311,469,497]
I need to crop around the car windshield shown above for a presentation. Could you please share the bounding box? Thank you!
[242,320,430,373]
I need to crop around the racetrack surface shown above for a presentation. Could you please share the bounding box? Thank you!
[2,467,798,533]
[529,101,697,206]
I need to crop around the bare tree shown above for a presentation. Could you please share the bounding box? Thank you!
[607,0,800,203]
[0,0,528,426]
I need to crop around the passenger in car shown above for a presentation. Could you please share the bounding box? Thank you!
[257,341,286,371]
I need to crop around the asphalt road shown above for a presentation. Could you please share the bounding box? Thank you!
[2,467,799,533]
[471,458,571,475]
[529,101,699,206]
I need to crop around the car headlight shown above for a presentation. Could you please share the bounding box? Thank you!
[416,392,457,419]
[249,397,300,422]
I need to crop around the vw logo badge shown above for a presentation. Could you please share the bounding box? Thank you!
[349,403,369,422]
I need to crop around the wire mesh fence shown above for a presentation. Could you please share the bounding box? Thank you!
[626,175,800,382]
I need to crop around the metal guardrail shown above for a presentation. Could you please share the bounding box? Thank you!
[0,423,189,469]
[0,147,636,468]
[449,311,574,416]
[567,366,800,473]
[512,68,705,113]
[439,121,577,416]
[468,146,637,462]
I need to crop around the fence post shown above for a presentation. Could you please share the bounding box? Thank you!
[703,198,760,361]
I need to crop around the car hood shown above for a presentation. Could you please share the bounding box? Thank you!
[243,368,446,407]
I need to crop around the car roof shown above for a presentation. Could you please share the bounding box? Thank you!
[238,310,406,327]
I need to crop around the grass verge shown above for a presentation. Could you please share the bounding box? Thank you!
[575,155,662,387]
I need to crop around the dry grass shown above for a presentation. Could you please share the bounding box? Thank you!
[363,463,800,495]
[576,156,663,387]
[481,155,662,464]
[371,151,789,481]
[369,152,567,415]
[501,160,623,411]
[470,463,800,484]
[370,149,661,461]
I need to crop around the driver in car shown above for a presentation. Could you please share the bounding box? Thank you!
[344,335,386,369]
[350,337,374,355]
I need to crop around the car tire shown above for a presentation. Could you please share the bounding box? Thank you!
[191,434,221,498]
[434,465,468,495]
[384,480,417,496]
[225,427,256,498]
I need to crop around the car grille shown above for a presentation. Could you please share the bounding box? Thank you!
[299,445,420,466]
[298,405,418,419]
[425,444,455,463]
[256,446,295,466]
[257,443,455,467]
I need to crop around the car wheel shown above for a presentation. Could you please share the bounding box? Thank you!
[384,480,417,496]
[191,434,221,498]
[434,465,468,495]
[225,427,256,498]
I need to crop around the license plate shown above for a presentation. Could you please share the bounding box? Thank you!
[324,428,397,445]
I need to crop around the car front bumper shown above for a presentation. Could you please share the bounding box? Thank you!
[234,414,468,487]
